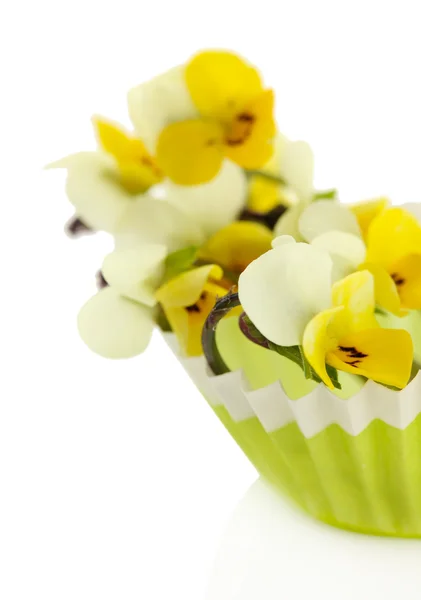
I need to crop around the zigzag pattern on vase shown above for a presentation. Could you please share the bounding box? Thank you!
[161,333,421,439]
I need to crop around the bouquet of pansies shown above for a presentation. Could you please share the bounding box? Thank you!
[50,49,421,538]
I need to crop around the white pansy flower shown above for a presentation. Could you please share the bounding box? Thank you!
[78,243,168,359]
[238,237,413,390]
[239,237,332,346]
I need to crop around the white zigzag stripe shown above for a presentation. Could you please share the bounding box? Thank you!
[162,332,421,439]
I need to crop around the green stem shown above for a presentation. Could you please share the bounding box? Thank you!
[201,291,240,375]
[313,188,337,200]
[246,170,286,185]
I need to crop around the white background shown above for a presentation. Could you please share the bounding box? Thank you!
[2,0,421,597]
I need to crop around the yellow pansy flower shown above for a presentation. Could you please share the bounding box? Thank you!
[155,265,228,356]
[130,50,276,186]
[48,117,164,233]
[199,221,273,281]
[303,270,412,389]
[239,237,413,390]
[93,117,163,193]
[292,201,421,315]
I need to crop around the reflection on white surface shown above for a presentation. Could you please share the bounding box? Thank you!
[206,479,421,600]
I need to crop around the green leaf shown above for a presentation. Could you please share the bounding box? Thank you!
[238,313,270,349]
[268,341,341,390]
[313,188,338,201]
[300,346,312,379]
[164,246,198,281]
[238,313,342,390]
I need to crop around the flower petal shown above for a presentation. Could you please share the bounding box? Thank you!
[238,241,333,346]
[185,50,263,122]
[366,207,421,269]
[114,196,205,253]
[390,253,421,310]
[93,116,163,192]
[350,197,389,239]
[359,262,403,316]
[271,235,297,248]
[273,203,305,240]
[224,90,275,169]
[127,66,198,152]
[199,221,273,273]
[155,264,223,308]
[303,306,345,389]
[163,160,247,236]
[49,152,133,232]
[157,119,225,185]
[331,270,378,333]
[299,201,362,242]
[328,328,413,389]
[77,287,154,359]
[102,245,167,306]
[163,284,225,357]
[279,140,314,202]
[311,231,366,280]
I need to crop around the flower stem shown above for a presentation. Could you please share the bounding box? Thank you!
[246,170,286,185]
[202,291,241,375]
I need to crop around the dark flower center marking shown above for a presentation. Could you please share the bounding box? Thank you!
[186,292,208,314]
[338,345,368,367]
[226,112,256,146]
[391,272,405,287]
[239,205,288,231]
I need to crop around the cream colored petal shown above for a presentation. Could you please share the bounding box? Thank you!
[279,140,315,202]
[260,131,288,175]
[102,245,167,306]
[127,66,198,153]
[271,235,296,248]
[238,241,333,346]
[273,203,305,240]
[113,196,205,253]
[49,151,133,232]
[260,133,314,202]
[311,231,366,281]
[299,200,362,242]
[401,202,421,225]
[163,160,247,237]
[77,287,154,359]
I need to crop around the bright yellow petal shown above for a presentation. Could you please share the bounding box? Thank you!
[162,281,227,356]
[156,120,225,185]
[199,221,273,274]
[248,176,281,213]
[155,264,223,307]
[350,197,389,240]
[224,90,275,169]
[93,116,163,192]
[185,50,263,122]
[248,175,299,213]
[360,262,404,316]
[331,270,378,333]
[328,328,413,389]
[366,207,421,269]
[303,306,345,389]
[389,253,421,309]
[93,117,147,162]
